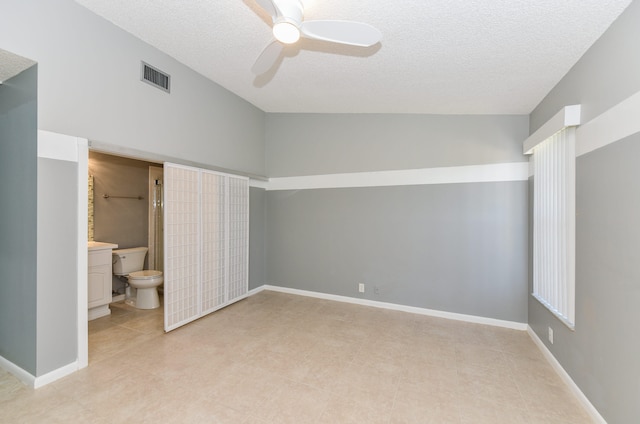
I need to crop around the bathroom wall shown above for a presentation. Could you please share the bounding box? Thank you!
[89,151,157,294]
[88,175,94,241]
[89,151,156,251]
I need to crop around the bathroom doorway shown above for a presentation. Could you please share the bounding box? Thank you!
[87,151,165,364]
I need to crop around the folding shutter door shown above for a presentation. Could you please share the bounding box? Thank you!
[164,164,200,331]
[163,163,249,332]
[227,175,249,303]
[201,170,226,315]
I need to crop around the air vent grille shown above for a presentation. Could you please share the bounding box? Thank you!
[141,62,170,93]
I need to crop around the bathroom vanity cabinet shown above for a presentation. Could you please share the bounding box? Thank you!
[88,241,118,320]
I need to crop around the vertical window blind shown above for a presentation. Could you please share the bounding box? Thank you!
[532,127,576,327]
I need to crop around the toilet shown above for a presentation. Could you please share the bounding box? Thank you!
[112,247,163,309]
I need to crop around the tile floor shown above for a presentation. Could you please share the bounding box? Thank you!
[0,291,593,423]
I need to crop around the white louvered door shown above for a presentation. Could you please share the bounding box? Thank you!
[164,163,249,332]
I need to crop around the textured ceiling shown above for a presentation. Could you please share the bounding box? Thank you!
[74,0,632,114]
[0,49,36,83]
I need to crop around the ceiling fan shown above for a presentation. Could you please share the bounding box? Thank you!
[251,0,382,75]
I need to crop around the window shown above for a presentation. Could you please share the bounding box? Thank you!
[531,127,576,327]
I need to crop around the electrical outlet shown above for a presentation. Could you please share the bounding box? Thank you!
[548,327,554,344]
[374,285,380,295]
[358,283,365,293]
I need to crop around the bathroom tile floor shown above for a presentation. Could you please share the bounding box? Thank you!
[1,291,594,423]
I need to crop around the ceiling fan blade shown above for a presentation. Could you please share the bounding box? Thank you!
[300,20,382,47]
[254,0,281,20]
[251,40,284,75]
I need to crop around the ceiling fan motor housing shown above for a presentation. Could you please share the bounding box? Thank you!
[272,0,303,43]
[273,0,303,25]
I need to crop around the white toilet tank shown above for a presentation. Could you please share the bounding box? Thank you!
[112,247,148,276]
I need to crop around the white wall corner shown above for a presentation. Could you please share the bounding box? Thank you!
[523,105,582,155]
[527,326,607,424]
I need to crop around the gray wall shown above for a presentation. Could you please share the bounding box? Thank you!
[527,3,640,423]
[266,182,528,322]
[0,66,38,374]
[529,136,640,423]
[264,113,529,322]
[1,0,266,177]
[249,187,266,291]
[37,158,78,375]
[266,114,529,177]
[530,1,640,132]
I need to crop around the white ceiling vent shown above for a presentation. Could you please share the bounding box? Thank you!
[141,61,170,93]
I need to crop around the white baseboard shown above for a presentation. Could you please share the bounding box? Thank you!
[254,285,527,331]
[0,355,79,389]
[527,326,607,424]
[33,361,79,389]
[88,304,111,321]
[247,285,266,297]
[0,355,36,387]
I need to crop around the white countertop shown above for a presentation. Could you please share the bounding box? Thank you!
[88,241,118,251]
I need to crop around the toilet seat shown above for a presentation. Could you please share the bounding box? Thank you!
[129,270,162,279]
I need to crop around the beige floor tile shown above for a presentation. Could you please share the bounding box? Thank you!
[202,365,282,415]
[0,380,75,423]
[390,395,462,424]
[0,291,596,424]
[255,379,330,423]
[319,395,393,424]
[457,398,535,424]
[0,369,29,403]
[118,312,165,334]
[454,343,511,372]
